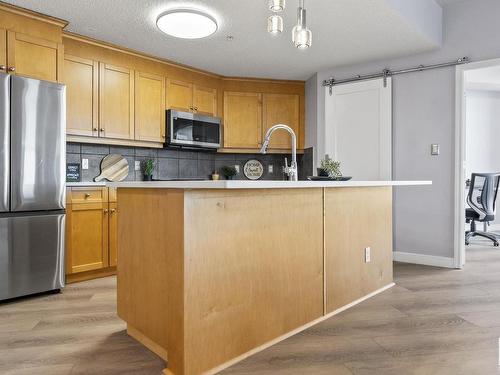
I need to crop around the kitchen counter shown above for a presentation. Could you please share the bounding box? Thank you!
[114,181,430,375]
[66,181,107,187]
[108,180,431,189]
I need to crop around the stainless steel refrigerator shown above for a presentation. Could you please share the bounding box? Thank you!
[0,73,66,301]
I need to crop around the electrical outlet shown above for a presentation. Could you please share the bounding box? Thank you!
[431,144,440,155]
[135,161,141,171]
[365,247,371,263]
[268,164,273,173]
[82,158,89,170]
[235,165,240,173]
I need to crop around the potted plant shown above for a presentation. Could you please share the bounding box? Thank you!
[318,155,342,178]
[221,165,237,180]
[143,159,155,181]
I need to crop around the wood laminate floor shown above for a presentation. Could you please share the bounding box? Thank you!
[2,243,500,374]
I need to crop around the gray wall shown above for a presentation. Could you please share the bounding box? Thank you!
[67,143,313,182]
[307,0,500,259]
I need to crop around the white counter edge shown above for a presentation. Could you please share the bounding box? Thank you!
[67,182,107,187]
[107,180,432,189]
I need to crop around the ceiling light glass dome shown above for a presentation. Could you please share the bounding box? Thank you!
[157,9,218,39]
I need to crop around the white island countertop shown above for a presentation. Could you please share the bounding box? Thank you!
[107,180,432,189]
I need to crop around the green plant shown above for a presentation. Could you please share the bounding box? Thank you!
[320,155,342,177]
[143,159,155,176]
[220,165,237,178]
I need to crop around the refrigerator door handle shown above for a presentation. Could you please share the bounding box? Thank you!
[0,73,9,213]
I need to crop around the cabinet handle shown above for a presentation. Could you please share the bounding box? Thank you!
[84,193,91,199]
[110,208,116,214]
[7,66,15,72]
[104,209,109,214]
[93,128,98,131]
[100,128,105,132]
[0,65,6,71]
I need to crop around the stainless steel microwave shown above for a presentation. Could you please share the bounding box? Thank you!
[166,110,221,149]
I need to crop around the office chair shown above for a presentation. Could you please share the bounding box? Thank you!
[465,172,500,246]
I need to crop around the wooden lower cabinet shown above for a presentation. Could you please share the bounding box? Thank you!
[66,187,118,283]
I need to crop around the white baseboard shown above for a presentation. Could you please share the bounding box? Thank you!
[393,251,456,268]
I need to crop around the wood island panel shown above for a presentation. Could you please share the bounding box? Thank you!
[116,186,394,375]
[117,188,185,373]
[324,187,393,312]
[116,188,324,375]
[183,189,324,375]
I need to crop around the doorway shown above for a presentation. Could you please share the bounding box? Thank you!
[455,58,500,268]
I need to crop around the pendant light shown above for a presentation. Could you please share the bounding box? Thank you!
[292,0,312,49]
[267,14,283,34]
[269,0,286,12]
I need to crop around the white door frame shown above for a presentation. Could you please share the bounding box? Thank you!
[454,58,500,268]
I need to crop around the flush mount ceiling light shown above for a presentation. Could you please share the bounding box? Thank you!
[292,0,312,49]
[269,0,286,12]
[156,9,217,39]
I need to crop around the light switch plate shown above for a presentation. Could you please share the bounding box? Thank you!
[268,165,273,173]
[431,144,440,156]
[235,165,240,173]
[365,247,371,263]
[82,158,89,170]
[135,161,141,171]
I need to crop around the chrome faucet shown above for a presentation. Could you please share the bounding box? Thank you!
[260,124,298,181]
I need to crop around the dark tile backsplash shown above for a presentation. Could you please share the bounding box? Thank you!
[67,142,314,182]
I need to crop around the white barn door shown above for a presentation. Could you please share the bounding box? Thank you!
[324,78,392,180]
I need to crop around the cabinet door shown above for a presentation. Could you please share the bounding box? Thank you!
[135,71,166,143]
[99,63,135,140]
[167,79,193,112]
[194,85,217,116]
[263,94,300,149]
[64,55,98,137]
[108,202,118,267]
[7,31,63,82]
[223,92,262,149]
[66,202,109,274]
[0,28,6,71]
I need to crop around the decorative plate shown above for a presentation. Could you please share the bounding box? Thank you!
[244,159,264,180]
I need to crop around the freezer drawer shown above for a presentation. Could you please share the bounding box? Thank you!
[0,213,65,301]
[10,75,66,212]
[0,73,9,212]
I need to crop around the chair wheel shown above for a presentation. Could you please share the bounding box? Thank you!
[495,242,499,247]
[465,241,470,246]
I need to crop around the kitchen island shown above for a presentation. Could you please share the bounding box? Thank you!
[109,180,430,375]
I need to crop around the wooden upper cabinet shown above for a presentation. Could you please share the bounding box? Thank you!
[135,71,166,143]
[99,63,135,140]
[66,201,109,274]
[223,92,262,149]
[263,94,300,149]
[167,79,193,112]
[7,31,63,82]
[167,79,217,116]
[194,85,217,116]
[64,55,98,137]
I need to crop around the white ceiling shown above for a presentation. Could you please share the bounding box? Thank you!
[5,0,448,80]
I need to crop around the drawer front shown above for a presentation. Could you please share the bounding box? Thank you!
[69,187,107,204]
